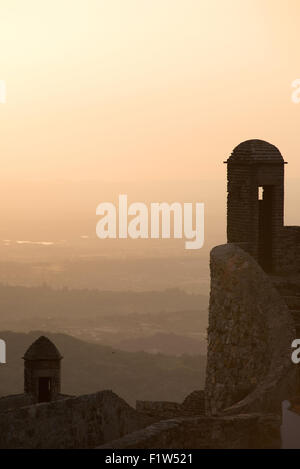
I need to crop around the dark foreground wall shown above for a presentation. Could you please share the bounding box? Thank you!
[0,394,35,412]
[0,390,153,449]
[205,243,298,415]
[136,391,205,419]
[98,413,281,449]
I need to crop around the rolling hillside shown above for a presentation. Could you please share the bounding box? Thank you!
[0,331,206,406]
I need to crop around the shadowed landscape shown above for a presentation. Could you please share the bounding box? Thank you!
[0,331,206,406]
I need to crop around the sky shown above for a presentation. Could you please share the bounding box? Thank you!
[0,0,300,243]
[1,0,300,181]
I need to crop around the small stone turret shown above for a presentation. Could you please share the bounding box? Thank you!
[23,336,62,403]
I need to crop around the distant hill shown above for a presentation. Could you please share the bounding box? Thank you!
[0,331,206,406]
[118,332,207,356]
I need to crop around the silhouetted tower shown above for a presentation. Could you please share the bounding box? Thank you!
[23,336,63,403]
[224,139,286,273]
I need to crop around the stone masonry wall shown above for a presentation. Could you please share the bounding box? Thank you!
[98,413,281,449]
[0,390,153,449]
[279,227,300,274]
[205,243,298,416]
[0,394,35,413]
[227,164,258,257]
[136,401,182,419]
[136,391,205,419]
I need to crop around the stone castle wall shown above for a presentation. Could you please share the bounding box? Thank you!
[0,393,73,413]
[205,243,298,416]
[136,401,182,419]
[24,359,61,399]
[0,390,153,449]
[98,413,281,449]
[0,394,35,413]
[280,226,300,273]
[136,391,205,419]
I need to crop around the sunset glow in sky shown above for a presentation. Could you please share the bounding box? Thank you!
[0,0,300,186]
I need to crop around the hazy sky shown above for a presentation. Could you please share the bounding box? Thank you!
[1,0,300,184]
